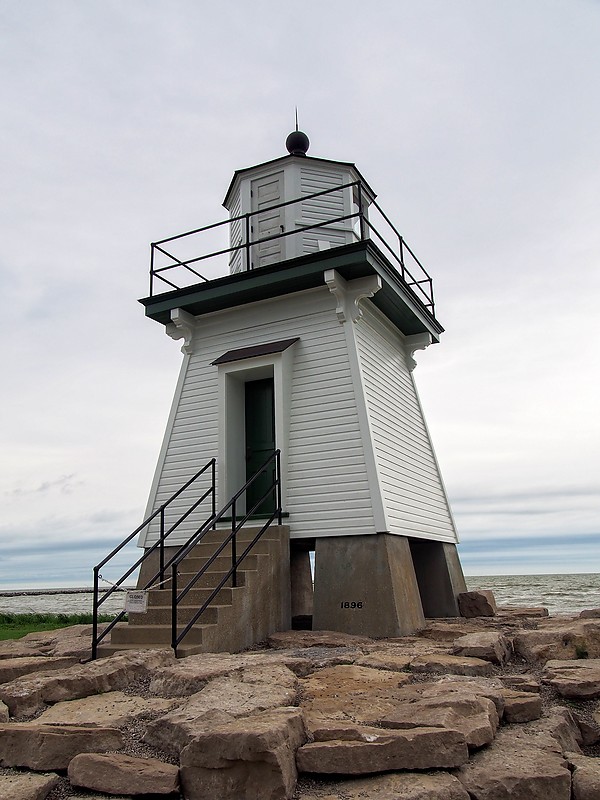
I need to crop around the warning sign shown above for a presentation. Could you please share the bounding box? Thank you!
[125,591,149,614]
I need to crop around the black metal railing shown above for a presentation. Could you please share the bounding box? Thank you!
[91,458,216,659]
[170,449,282,655]
[149,181,435,317]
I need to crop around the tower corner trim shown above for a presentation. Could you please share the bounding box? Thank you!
[324,269,382,324]
[166,308,196,354]
[404,332,433,371]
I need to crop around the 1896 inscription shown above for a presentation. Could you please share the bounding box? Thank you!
[340,601,363,609]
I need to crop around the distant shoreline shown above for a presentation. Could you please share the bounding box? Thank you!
[0,587,133,598]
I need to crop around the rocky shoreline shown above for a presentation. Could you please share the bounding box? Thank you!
[1,601,600,799]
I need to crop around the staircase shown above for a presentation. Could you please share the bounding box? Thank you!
[92,451,290,659]
[96,525,290,658]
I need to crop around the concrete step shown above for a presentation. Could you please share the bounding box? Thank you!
[200,525,286,545]
[110,622,213,646]
[128,603,231,626]
[145,586,236,607]
[175,553,259,575]
[144,570,248,591]
[181,538,273,559]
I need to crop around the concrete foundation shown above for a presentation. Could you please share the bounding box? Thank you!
[409,539,467,617]
[290,546,314,619]
[312,534,426,637]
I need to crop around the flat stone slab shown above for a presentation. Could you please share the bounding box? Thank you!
[296,724,469,774]
[180,707,306,800]
[452,632,512,665]
[568,752,600,800]
[148,650,326,696]
[145,665,298,756]
[268,630,373,649]
[297,771,470,799]
[68,753,179,796]
[514,621,600,663]
[0,771,60,800]
[354,651,413,672]
[0,723,124,770]
[409,653,494,676]
[0,649,174,716]
[379,694,499,749]
[0,656,79,684]
[456,724,572,800]
[36,690,176,726]
[543,659,600,699]
[501,687,542,722]
[300,664,411,728]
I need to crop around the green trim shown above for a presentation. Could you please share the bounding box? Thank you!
[140,241,443,340]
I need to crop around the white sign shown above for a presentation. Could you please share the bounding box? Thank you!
[125,590,149,614]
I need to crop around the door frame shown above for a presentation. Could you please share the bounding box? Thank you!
[216,346,296,515]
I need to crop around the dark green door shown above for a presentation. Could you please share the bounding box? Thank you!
[245,378,276,515]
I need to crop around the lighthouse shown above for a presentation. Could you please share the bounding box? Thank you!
[93,130,467,656]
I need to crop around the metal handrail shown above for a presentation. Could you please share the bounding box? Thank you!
[147,180,436,317]
[91,457,216,658]
[170,449,282,655]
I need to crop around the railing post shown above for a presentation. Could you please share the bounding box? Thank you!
[357,182,366,241]
[399,237,406,280]
[276,451,282,525]
[92,568,99,660]
[245,214,251,271]
[231,500,237,589]
[211,459,216,528]
[171,564,178,655]
[150,244,155,296]
[159,507,165,582]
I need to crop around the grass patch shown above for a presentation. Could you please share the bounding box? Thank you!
[0,613,117,641]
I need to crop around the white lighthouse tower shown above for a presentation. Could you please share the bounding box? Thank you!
[93,130,467,656]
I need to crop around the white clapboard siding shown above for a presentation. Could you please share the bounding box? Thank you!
[354,304,458,543]
[299,166,352,253]
[228,188,243,273]
[140,287,375,547]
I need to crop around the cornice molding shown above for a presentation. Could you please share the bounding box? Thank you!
[324,269,382,323]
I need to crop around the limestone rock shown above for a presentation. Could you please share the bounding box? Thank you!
[568,752,600,800]
[267,630,373,650]
[393,677,506,719]
[497,606,549,618]
[575,713,600,746]
[354,651,413,672]
[18,624,108,659]
[0,656,79,684]
[452,631,512,665]
[500,673,541,693]
[180,706,306,800]
[0,771,60,800]
[379,693,499,749]
[456,724,571,800]
[300,664,411,728]
[0,701,8,722]
[528,707,583,754]
[500,688,542,723]
[409,653,494,676]
[579,608,600,618]
[36,690,176,726]
[145,665,298,756]
[148,650,323,696]
[0,649,174,717]
[457,590,497,618]
[514,621,600,663]
[419,621,479,641]
[543,659,600,699]
[297,771,470,799]
[296,724,469,774]
[0,723,124,770]
[68,752,179,796]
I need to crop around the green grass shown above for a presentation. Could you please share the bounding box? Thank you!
[0,613,117,641]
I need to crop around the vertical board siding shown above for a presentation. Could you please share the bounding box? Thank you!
[141,288,375,546]
[229,190,243,273]
[299,166,350,253]
[355,305,458,543]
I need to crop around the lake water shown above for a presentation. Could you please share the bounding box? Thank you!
[1,573,599,617]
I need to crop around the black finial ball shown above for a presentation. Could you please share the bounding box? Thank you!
[286,130,310,156]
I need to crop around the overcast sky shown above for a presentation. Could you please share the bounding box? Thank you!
[1,0,599,588]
